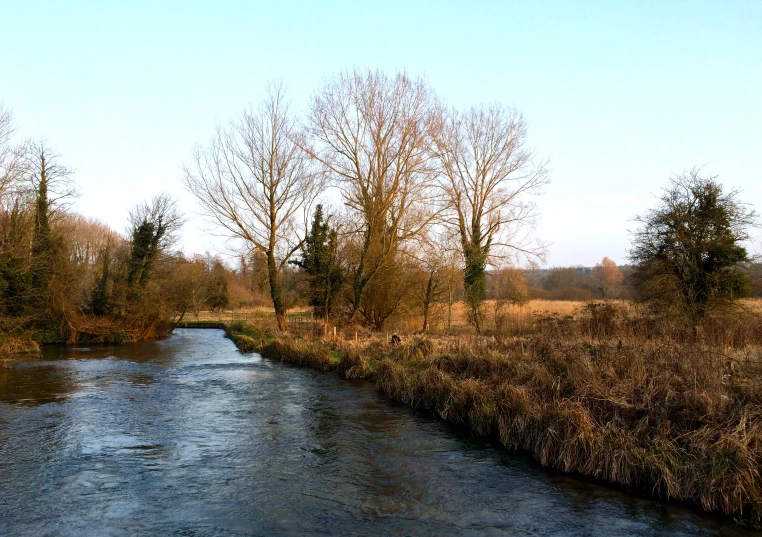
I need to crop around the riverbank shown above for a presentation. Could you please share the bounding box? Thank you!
[0,337,40,361]
[0,311,180,359]
[224,313,762,526]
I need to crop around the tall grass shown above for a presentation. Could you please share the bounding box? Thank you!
[0,336,40,356]
[225,301,762,522]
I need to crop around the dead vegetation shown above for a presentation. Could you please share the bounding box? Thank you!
[0,336,40,357]
[225,300,762,523]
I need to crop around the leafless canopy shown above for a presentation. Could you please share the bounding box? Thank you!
[0,104,24,202]
[128,192,186,251]
[58,213,123,266]
[22,139,78,209]
[184,83,321,265]
[307,69,439,314]
[432,103,549,265]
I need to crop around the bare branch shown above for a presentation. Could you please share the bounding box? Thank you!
[306,69,440,317]
[183,82,323,330]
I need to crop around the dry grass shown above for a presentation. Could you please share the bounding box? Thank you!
[225,301,762,523]
[0,337,40,356]
[374,334,762,518]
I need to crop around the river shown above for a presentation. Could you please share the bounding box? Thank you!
[0,329,748,536]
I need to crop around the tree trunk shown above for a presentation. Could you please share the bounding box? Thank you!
[421,270,435,332]
[470,303,482,334]
[267,251,287,332]
[348,264,368,321]
[447,285,453,335]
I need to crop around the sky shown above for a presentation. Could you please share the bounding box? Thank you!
[1,0,760,267]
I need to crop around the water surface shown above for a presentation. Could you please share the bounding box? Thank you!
[0,329,747,536]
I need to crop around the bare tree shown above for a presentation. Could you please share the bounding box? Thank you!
[128,192,185,251]
[58,213,123,266]
[184,83,322,331]
[0,104,24,201]
[22,140,77,208]
[407,230,451,333]
[432,103,548,333]
[307,69,439,321]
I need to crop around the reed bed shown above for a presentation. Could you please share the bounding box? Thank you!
[225,301,762,523]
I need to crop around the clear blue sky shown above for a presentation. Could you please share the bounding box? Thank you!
[1,0,760,266]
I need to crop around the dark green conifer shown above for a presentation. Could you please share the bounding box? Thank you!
[90,244,111,315]
[293,205,343,318]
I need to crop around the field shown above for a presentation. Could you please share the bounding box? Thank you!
[191,300,587,338]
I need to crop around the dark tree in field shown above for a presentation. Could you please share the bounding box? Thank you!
[629,169,757,321]
[293,204,343,319]
[204,262,229,311]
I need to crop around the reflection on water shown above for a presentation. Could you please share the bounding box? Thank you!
[0,329,747,536]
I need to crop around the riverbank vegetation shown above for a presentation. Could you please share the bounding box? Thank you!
[225,298,762,523]
[0,106,250,351]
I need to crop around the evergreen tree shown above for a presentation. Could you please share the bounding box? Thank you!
[204,263,229,311]
[0,200,30,316]
[293,205,343,318]
[28,159,64,319]
[462,237,487,332]
[126,218,166,296]
[90,243,111,315]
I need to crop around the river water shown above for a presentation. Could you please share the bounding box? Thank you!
[0,329,748,536]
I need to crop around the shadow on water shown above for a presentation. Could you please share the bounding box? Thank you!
[0,329,752,536]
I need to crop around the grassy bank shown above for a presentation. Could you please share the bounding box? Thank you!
[0,319,173,362]
[224,305,762,525]
[0,336,40,358]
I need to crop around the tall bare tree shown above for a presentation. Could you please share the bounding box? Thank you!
[307,69,439,320]
[22,141,76,318]
[0,104,24,201]
[432,103,548,332]
[184,83,321,331]
[22,140,77,208]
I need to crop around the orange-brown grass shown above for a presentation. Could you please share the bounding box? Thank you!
[0,337,40,356]
[375,333,762,520]
[225,303,762,522]
[440,299,583,335]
